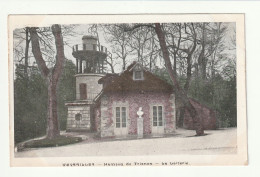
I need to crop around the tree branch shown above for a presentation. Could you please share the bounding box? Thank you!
[51,24,65,83]
[29,27,49,78]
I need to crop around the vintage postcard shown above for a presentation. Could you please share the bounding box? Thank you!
[9,14,247,166]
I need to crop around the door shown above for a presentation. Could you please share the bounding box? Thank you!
[152,105,164,135]
[114,107,128,137]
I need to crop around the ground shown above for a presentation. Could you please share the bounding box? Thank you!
[15,128,237,157]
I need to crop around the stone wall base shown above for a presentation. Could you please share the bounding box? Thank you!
[66,104,91,131]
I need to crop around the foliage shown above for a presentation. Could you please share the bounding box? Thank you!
[57,59,76,130]
[14,65,47,144]
[14,59,76,144]
[153,67,237,128]
[23,136,82,148]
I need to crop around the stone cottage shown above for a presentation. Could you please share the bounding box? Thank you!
[93,62,176,138]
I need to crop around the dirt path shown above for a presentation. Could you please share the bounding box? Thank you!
[15,128,237,157]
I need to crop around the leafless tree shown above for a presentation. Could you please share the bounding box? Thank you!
[128,26,153,67]
[13,27,32,77]
[155,23,204,135]
[123,23,204,135]
[88,25,115,73]
[101,24,133,71]
[164,23,198,92]
[29,24,65,139]
[163,23,199,127]
[196,22,227,80]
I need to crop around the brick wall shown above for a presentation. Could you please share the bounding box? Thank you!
[97,92,176,137]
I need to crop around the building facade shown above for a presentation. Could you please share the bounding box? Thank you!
[65,35,216,138]
[94,62,176,138]
[65,35,108,132]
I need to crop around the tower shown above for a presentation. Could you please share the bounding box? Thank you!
[65,35,108,132]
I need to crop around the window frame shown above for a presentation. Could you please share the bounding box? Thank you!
[133,69,144,80]
[151,105,164,127]
[115,106,127,128]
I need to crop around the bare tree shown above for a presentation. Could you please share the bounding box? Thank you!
[164,23,183,75]
[196,22,227,80]
[13,27,32,77]
[123,23,204,135]
[164,23,199,127]
[29,24,65,139]
[128,26,152,67]
[180,23,198,92]
[147,30,159,71]
[154,23,204,135]
[101,24,133,71]
[88,25,115,73]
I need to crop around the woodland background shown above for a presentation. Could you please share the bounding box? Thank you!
[13,23,237,144]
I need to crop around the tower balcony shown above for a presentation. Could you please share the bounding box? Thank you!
[72,44,112,74]
[72,44,108,60]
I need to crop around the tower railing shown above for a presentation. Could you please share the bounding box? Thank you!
[72,43,113,74]
[72,44,108,54]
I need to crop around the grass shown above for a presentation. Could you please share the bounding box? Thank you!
[23,136,82,148]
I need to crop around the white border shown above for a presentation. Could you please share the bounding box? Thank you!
[8,14,247,167]
[1,0,260,177]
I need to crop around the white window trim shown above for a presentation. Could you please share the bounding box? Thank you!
[115,107,127,128]
[112,102,129,129]
[150,104,165,128]
[133,70,144,80]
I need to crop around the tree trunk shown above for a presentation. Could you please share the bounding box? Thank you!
[111,66,115,73]
[184,56,192,92]
[178,56,192,128]
[198,23,207,80]
[46,78,60,138]
[178,107,185,128]
[106,59,115,73]
[173,53,177,76]
[122,57,126,71]
[121,44,126,70]
[29,24,65,139]
[24,27,30,77]
[149,36,155,71]
[154,23,204,136]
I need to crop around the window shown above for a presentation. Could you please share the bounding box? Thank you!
[135,71,142,79]
[79,83,87,99]
[75,113,82,128]
[75,113,82,121]
[133,70,143,80]
[132,63,144,80]
[153,106,163,126]
[116,107,127,128]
